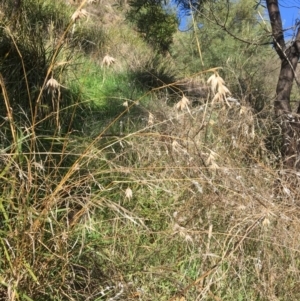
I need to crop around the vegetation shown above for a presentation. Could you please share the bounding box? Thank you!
[171,0,273,110]
[266,0,300,169]
[127,0,178,53]
[1,0,300,301]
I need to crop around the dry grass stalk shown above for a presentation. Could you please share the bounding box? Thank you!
[148,112,155,126]
[175,95,190,111]
[207,72,231,106]
[125,187,133,199]
[45,77,61,94]
[71,8,88,22]
[102,54,116,67]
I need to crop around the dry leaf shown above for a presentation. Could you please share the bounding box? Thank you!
[226,96,240,105]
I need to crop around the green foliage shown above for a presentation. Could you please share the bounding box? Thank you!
[21,0,70,32]
[0,0,72,123]
[173,0,268,68]
[173,0,209,13]
[128,0,178,53]
[171,0,273,111]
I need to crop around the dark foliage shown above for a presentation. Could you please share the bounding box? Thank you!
[129,54,175,91]
[173,0,207,13]
[128,0,178,53]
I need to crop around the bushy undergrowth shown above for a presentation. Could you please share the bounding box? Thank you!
[1,1,300,301]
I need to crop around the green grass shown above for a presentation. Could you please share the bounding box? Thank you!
[70,57,150,117]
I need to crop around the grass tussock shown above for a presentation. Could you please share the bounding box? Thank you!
[1,1,300,301]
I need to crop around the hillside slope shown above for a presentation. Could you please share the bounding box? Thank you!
[1,1,300,301]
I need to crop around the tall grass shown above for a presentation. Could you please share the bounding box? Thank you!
[1,1,300,301]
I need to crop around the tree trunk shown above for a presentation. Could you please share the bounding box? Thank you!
[266,0,300,169]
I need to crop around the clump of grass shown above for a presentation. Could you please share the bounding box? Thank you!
[70,15,107,54]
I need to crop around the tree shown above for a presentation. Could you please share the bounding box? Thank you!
[171,0,270,100]
[266,0,300,169]
[130,0,300,170]
[186,0,300,169]
[127,0,178,53]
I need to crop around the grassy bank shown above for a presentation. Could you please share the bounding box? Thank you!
[1,1,300,301]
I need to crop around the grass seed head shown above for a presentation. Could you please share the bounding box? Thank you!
[206,150,219,169]
[207,73,218,94]
[125,187,133,199]
[71,9,88,22]
[207,72,231,105]
[102,54,116,67]
[175,95,190,111]
[45,77,60,94]
[148,112,154,126]
[262,217,270,227]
